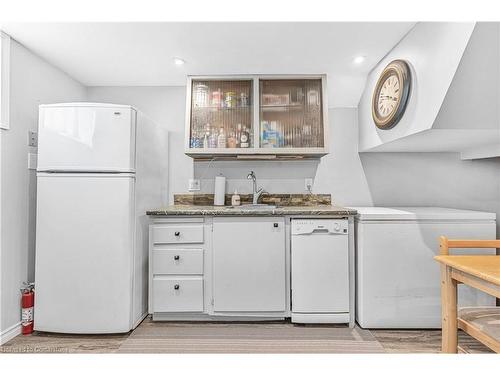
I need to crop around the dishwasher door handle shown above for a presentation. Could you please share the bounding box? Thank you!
[311,228,330,234]
[294,229,346,235]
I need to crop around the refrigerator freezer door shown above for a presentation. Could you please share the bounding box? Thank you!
[35,173,135,333]
[38,104,136,172]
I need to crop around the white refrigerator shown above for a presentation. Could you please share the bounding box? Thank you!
[35,103,168,333]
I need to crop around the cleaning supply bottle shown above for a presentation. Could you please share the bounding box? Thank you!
[217,127,226,148]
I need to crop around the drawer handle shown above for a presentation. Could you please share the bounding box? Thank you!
[174,255,180,260]
[174,284,180,290]
[273,223,279,228]
[174,231,180,237]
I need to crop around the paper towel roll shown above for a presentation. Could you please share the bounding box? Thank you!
[214,175,226,206]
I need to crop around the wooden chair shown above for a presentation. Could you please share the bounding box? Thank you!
[439,237,500,255]
[439,236,500,353]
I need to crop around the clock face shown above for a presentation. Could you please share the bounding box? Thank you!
[376,74,400,118]
[372,60,411,129]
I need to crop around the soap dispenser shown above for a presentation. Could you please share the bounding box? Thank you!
[231,190,241,206]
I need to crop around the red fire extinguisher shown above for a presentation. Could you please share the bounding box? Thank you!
[21,282,35,335]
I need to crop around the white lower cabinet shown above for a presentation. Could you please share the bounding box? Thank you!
[149,216,288,319]
[150,215,353,324]
[212,217,286,313]
[152,277,204,312]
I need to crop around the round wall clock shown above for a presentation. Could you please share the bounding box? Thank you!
[371,59,411,130]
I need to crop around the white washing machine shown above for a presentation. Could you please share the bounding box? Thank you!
[352,207,496,329]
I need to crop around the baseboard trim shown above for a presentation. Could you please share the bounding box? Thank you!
[0,322,21,345]
[152,312,286,322]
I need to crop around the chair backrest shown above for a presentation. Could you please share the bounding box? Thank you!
[439,236,500,255]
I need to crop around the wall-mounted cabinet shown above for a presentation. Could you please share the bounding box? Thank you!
[185,75,328,159]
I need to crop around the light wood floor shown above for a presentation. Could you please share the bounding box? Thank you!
[0,317,493,354]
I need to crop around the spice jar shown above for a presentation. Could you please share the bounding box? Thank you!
[211,89,223,107]
[225,91,237,108]
[193,84,209,107]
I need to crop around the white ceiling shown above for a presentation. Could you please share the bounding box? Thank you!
[2,22,415,107]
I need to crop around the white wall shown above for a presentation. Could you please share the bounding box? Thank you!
[87,87,374,207]
[358,22,475,151]
[356,22,500,234]
[433,23,499,130]
[87,85,499,233]
[0,38,87,339]
[194,108,373,206]
[360,153,500,233]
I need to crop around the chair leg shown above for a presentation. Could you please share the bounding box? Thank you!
[441,264,458,353]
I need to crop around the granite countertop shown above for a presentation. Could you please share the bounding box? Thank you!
[146,205,357,216]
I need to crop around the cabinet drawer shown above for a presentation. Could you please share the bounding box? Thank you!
[153,225,204,244]
[152,277,203,312]
[153,249,203,275]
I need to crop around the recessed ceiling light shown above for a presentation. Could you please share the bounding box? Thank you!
[173,57,186,66]
[353,55,366,64]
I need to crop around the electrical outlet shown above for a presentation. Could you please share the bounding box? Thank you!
[188,179,201,191]
[28,130,38,147]
[28,153,37,170]
[305,178,313,192]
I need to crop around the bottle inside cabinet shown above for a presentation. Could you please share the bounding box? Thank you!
[259,79,324,149]
[189,79,253,149]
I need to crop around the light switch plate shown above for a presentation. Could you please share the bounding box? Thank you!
[188,179,201,191]
[305,178,313,192]
[28,130,38,147]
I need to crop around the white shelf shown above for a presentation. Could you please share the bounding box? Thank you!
[185,147,328,160]
[359,129,499,153]
[192,106,251,111]
[460,142,500,160]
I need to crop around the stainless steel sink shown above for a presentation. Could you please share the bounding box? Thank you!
[229,204,277,210]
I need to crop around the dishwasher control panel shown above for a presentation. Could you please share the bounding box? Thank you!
[291,219,348,235]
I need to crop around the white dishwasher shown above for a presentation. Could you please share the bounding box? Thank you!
[291,219,350,324]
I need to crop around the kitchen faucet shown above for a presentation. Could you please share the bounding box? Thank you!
[247,171,265,205]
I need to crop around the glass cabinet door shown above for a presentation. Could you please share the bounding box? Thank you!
[259,78,324,149]
[189,79,253,150]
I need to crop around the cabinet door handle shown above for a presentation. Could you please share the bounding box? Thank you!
[174,284,180,290]
[174,231,180,236]
[174,255,180,260]
[273,223,279,228]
